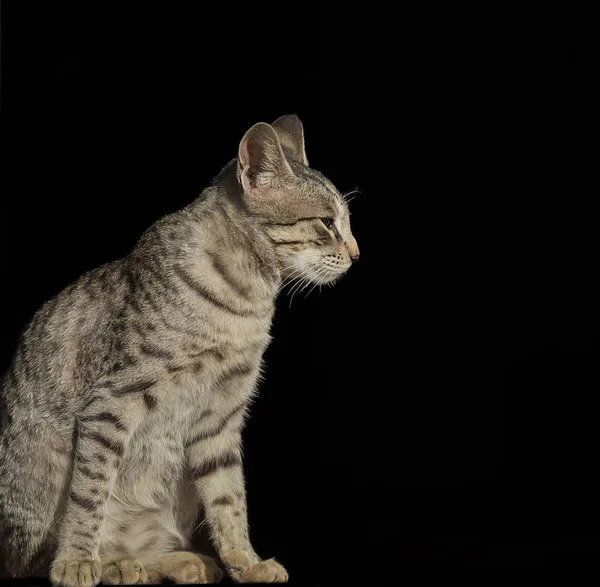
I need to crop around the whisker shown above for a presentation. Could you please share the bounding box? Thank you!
[289,277,309,308]
[261,254,288,271]
[280,267,305,291]
[342,188,361,204]
[302,266,330,299]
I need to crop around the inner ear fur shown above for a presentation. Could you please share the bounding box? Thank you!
[238,122,295,198]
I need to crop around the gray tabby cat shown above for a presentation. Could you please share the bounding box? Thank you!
[0,115,359,585]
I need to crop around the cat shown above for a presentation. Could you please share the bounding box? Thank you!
[0,115,359,585]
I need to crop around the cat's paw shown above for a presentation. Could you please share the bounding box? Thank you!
[101,557,148,585]
[196,554,224,584]
[238,559,288,583]
[170,560,218,584]
[50,557,101,587]
[146,551,223,584]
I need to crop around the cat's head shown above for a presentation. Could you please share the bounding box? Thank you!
[237,115,359,286]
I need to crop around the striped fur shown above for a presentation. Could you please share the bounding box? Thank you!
[0,115,358,585]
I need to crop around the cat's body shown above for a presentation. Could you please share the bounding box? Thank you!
[0,116,359,585]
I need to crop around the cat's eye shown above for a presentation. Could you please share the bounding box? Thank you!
[322,217,343,243]
[322,217,335,230]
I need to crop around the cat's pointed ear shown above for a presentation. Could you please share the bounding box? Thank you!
[237,122,295,199]
[272,114,308,166]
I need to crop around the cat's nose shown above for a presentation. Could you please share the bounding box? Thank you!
[346,234,360,264]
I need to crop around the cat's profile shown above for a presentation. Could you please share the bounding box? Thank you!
[0,115,359,585]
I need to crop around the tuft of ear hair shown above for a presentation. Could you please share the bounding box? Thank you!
[271,114,308,166]
[237,122,296,199]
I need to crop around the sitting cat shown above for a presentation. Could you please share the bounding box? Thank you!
[0,115,359,585]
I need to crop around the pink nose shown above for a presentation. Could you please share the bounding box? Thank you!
[350,252,360,264]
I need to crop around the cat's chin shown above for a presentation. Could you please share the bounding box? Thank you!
[309,269,348,286]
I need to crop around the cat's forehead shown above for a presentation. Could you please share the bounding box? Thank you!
[291,162,347,218]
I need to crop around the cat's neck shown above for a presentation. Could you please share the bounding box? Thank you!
[131,161,283,307]
[177,162,282,300]
[213,162,281,286]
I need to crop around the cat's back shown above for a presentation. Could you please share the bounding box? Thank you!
[4,258,130,401]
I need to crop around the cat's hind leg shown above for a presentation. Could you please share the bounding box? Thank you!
[145,552,223,584]
[0,413,72,577]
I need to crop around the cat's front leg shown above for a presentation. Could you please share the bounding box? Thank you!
[50,377,153,587]
[186,400,288,583]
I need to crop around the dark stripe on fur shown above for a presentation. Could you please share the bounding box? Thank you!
[213,495,235,506]
[71,544,92,556]
[174,265,258,317]
[125,268,137,294]
[136,257,176,295]
[110,378,156,397]
[140,342,173,360]
[192,451,241,480]
[80,412,126,431]
[215,363,254,388]
[72,529,95,541]
[169,347,226,373]
[185,401,247,448]
[82,431,124,457]
[81,395,103,412]
[79,465,107,482]
[266,216,323,227]
[70,491,98,513]
[208,251,252,299]
[270,238,327,247]
[143,392,157,410]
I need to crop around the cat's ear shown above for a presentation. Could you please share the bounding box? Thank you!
[237,122,296,199]
[271,114,308,166]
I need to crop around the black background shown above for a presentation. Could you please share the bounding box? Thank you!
[1,5,598,583]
